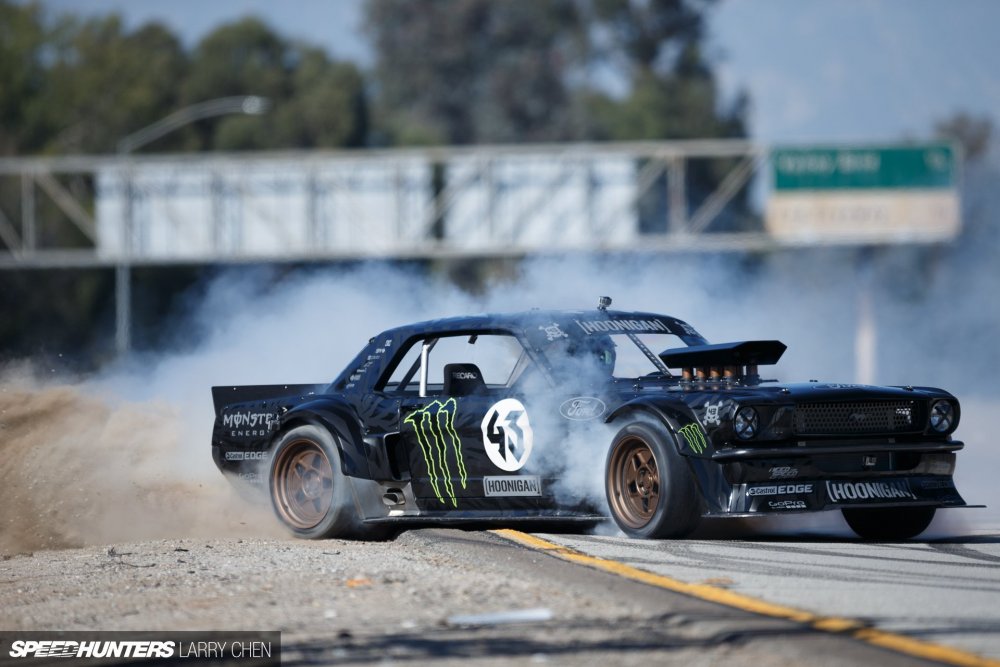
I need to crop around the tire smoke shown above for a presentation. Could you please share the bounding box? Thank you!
[2,153,998,551]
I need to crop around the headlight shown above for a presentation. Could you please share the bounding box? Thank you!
[929,400,956,433]
[734,406,759,440]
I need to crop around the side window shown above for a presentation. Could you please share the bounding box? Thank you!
[383,341,424,392]
[381,333,527,395]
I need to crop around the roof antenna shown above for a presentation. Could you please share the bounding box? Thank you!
[597,296,612,311]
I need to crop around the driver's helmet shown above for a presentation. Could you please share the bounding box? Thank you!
[545,334,617,383]
[588,335,617,375]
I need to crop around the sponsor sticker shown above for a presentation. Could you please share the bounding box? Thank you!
[747,483,814,497]
[917,478,955,491]
[826,480,917,502]
[483,476,542,497]
[703,400,724,426]
[224,451,268,461]
[482,398,534,471]
[539,323,569,341]
[222,411,279,438]
[559,397,606,421]
[769,466,799,479]
[768,500,807,510]
[404,398,469,507]
[678,423,708,454]
[574,318,669,335]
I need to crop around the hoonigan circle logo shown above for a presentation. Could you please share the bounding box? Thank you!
[481,398,534,471]
[404,398,469,507]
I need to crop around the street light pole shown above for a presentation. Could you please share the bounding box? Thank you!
[116,96,270,154]
[114,96,270,356]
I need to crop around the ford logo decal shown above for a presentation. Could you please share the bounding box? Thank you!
[559,397,607,421]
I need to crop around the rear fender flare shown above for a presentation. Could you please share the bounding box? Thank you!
[278,398,368,478]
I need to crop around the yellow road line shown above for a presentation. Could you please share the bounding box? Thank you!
[493,529,1000,667]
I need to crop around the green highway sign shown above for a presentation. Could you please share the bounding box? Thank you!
[773,144,956,191]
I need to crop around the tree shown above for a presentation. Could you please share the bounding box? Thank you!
[363,0,751,229]
[365,0,584,145]
[579,0,746,141]
[184,18,367,150]
[40,16,187,154]
[935,112,993,162]
[0,1,48,155]
[585,1,750,231]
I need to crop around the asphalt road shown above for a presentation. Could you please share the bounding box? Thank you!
[4,527,997,666]
[537,521,1000,664]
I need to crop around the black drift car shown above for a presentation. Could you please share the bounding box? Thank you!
[211,300,973,540]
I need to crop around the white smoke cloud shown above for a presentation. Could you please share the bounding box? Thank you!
[3,153,998,549]
[148,249,997,534]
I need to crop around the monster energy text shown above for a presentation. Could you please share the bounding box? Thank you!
[404,398,469,507]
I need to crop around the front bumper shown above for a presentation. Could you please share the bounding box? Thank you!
[721,474,969,514]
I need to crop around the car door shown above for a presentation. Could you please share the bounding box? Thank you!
[394,332,558,513]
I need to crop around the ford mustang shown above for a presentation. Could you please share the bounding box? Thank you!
[211,298,974,540]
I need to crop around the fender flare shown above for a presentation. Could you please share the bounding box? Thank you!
[605,397,729,513]
[276,398,369,478]
[605,398,703,456]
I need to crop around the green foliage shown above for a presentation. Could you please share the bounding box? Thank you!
[0,1,51,153]
[365,0,744,146]
[1,0,742,154]
[0,5,366,155]
[178,17,368,151]
[41,16,187,153]
[365,0,585,145]
[935,112,993,162]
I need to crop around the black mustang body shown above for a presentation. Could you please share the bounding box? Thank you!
[211,302,971,540]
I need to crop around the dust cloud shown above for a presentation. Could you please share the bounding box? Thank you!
[0,370,279,553]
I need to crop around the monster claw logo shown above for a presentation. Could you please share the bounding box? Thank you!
[404,398,468,507]
[678,423,708,454]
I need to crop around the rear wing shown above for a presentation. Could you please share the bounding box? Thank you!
[659,340,786,369]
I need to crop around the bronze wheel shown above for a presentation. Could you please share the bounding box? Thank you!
[607,435,660,530]
[271,437,335,530]
[605,421,701,539]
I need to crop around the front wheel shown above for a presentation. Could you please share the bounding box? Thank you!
[269,425,367,539]
[605,421,702,539]
[842,507,936,540]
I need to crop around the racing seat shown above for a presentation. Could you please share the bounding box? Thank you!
[443,363,487,396]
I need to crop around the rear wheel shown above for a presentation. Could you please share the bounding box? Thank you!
[269,425,368,539]
[605,421,701,539]
[842,506,936,540]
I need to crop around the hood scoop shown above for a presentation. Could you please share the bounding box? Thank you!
[659,340,786,384]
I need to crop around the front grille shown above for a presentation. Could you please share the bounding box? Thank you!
[794,401,918,435]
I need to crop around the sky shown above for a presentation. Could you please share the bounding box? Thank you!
[29,0,1000,145]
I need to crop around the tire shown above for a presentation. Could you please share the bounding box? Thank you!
[842,506,936,540]
[269,424,368,539]
[605,420,702,539]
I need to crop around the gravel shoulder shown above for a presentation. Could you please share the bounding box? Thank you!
[1,529,941,666]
